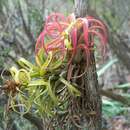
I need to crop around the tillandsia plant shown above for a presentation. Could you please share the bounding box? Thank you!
[2,13,107,119]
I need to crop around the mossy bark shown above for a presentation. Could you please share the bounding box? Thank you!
[69,0,102,129]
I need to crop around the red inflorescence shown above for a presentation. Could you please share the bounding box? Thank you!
[35,13,107,63]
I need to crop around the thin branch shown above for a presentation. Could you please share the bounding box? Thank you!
[100,89,130,106]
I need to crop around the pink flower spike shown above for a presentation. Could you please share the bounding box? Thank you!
[35,31,48,54]
[71,28,77,53]
[82,19,89,47]
[78,44,90,67]
[67,28,77,65]
[45,22,62,38]
[89,25,107,43]
[89,30,106,45]
[44,13,67,40]
[89,30,106,54]
[88,18,108,41]
[46,13,65,23]
[67,13,76,23]
[35,13,108,66]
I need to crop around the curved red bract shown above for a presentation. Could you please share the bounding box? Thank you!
[35,13,108,63]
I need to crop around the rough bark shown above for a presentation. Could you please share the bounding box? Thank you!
[74,0,89,18]
[70,0,102,129]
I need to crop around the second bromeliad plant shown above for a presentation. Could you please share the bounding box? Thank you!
[4,13,107,118]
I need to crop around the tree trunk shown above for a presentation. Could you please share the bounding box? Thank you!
[70,0,102,130]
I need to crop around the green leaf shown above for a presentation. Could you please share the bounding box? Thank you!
[28,79,48,86]
[16,69,30,85]
[35,48,46,67]
[48,78,58,104]
[102,99,124,117]
[10,66,18,79]
[97,58,118,77]
[59,77,81,96]
[114,83,130,89]
[18,58,38,71]
[28,79,58,103]
[10,94,31,115]
[64,39,72,49]
[40,52,53,76]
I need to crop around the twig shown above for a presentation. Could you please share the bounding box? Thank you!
[100,89,130,106]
